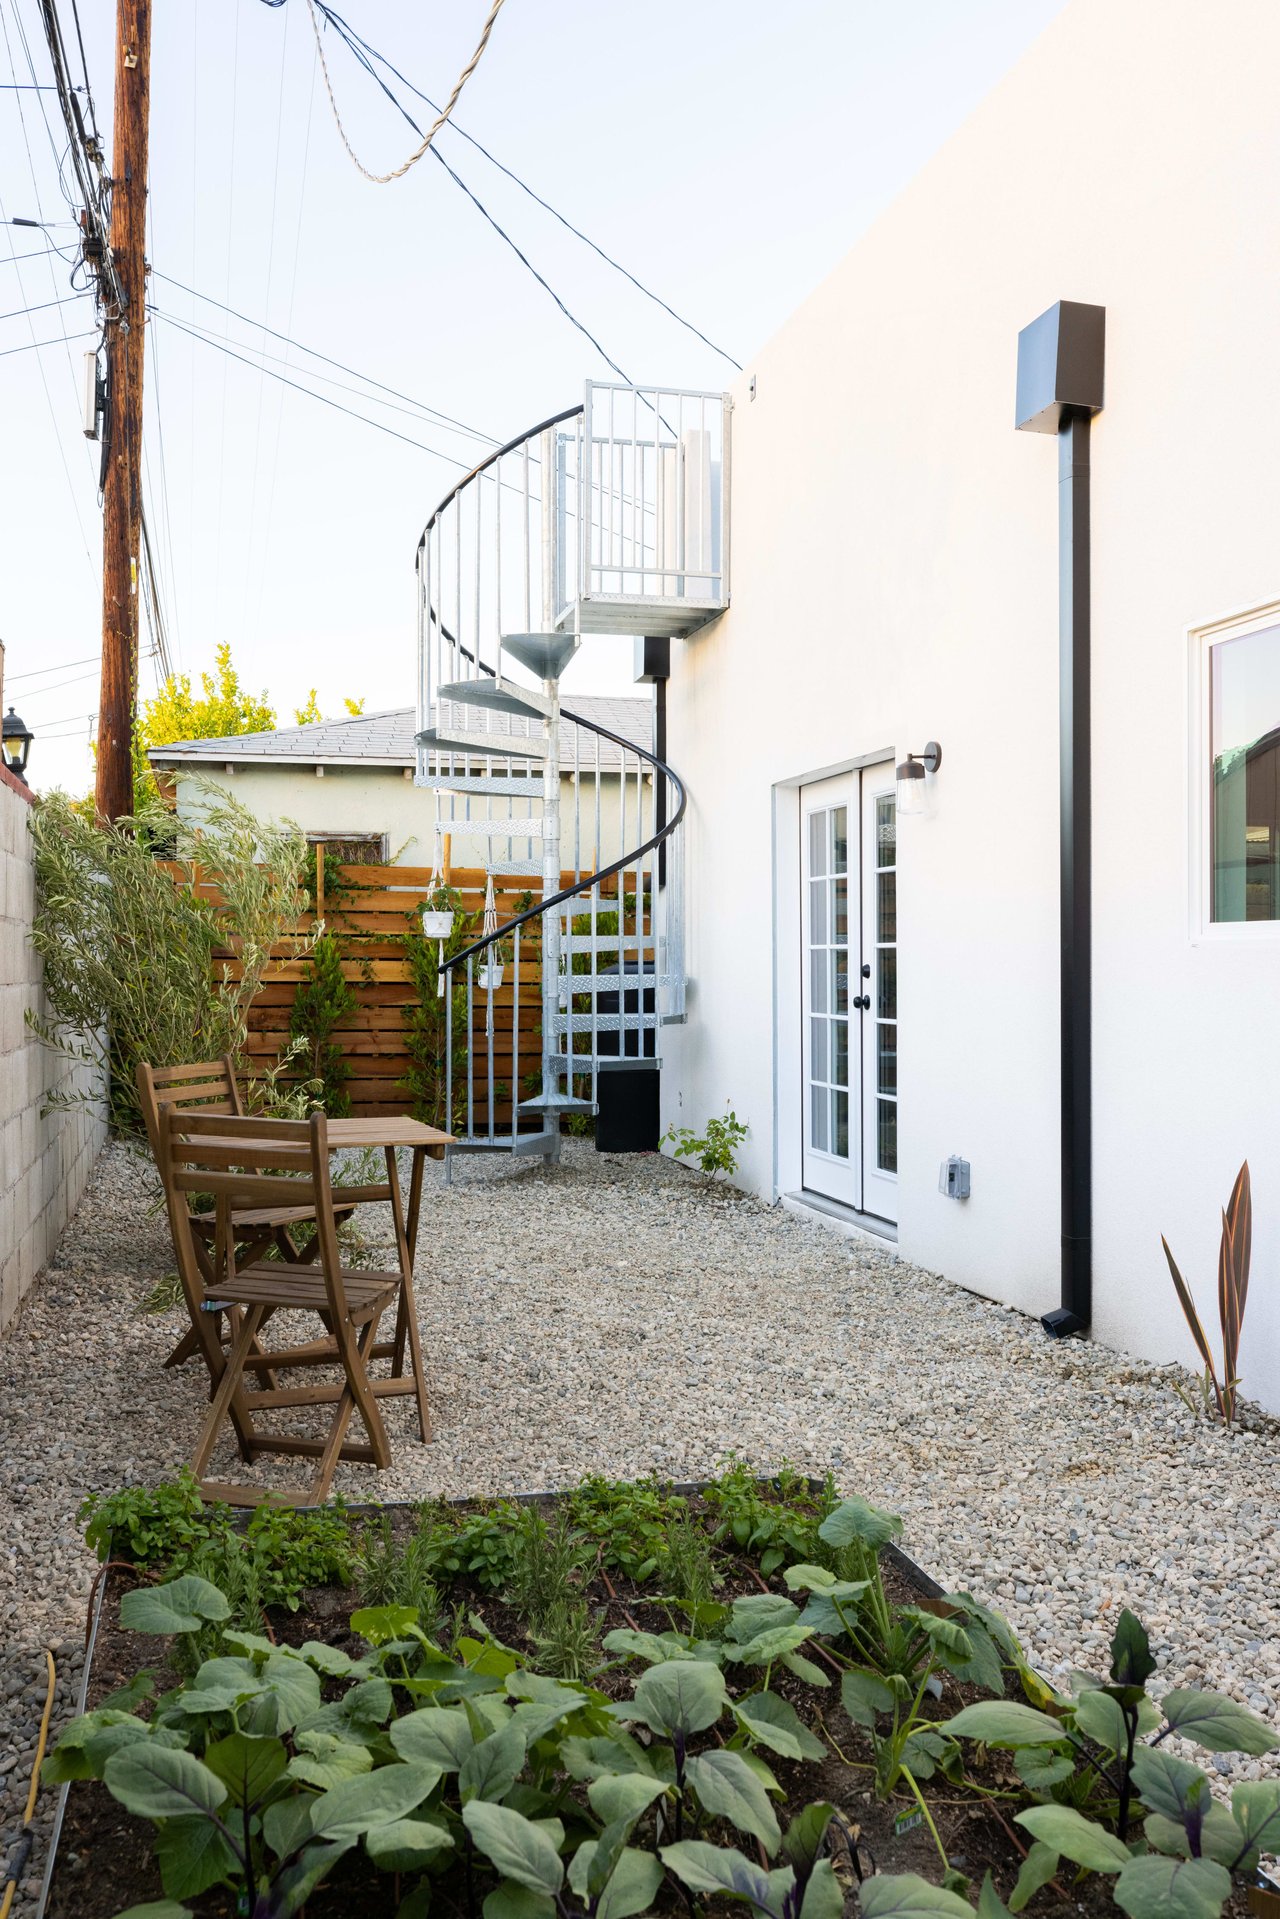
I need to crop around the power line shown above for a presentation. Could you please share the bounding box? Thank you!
[8,650,98,679]
[0,324,94,355]
[151,305,484,467]
[151,270,498,444]
[0,288,88,320]
[321,2,742,372]
[304,0,507,186]
[299,5,634,382]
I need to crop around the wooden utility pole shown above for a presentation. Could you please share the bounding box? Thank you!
[95,0,152,821]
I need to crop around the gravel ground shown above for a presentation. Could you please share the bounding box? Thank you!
[2,1136,1279,1911]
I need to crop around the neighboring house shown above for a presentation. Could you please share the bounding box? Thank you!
[658,0,1280,1411]
[149,695,655,874]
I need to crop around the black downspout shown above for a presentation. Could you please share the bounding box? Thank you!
[1050,411,1093,1336]
[1014,300,1104,1339]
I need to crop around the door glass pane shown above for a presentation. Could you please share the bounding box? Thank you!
[810,949,828,1012]
[877,796,896,868]
[809,811,827,877]
[832,949,848,1014]
[831,807,848,874]
[877,869,896,943]
[877,948,896,1021]
[811,1083,828,1152]
[833,876,848,940]
[809,879,826,943]
[878,1023,896,1096]
[877,1098,897,1174]
[1210,622,1280,922]
[811,1017,826,1075]
[831,1019,848,1087]
[832,1090,849,1157]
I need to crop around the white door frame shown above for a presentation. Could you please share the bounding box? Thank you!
[800,773,856,1205]
[771,751,895,1208]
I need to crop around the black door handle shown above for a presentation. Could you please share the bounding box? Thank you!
[853,995,871,1011]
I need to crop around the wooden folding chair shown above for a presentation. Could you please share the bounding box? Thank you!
[157,1106,432,1506]
[137,1058,390,1371]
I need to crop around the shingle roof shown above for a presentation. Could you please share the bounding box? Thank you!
[148,695,653,771]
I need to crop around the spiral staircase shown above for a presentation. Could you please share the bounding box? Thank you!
[414,381,730,1170]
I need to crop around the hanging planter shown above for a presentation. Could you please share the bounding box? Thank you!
[421,907,454,939]
[477,961,505,992]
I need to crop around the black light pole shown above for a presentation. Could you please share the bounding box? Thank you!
[1015,301,1105,1337]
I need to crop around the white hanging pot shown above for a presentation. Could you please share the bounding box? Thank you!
[477,961,504,992]
[422,907,454,938]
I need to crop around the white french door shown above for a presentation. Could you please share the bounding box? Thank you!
[800,763,898,1223]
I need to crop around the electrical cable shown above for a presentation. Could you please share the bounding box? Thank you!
[12,663,100,698]
[8,650,98,678]
[151,305,483,468]
[320,1,742,371]
[0,1648,56,1919]
[0,8,95,571]
[151,269,500,445]
[152,287,497,444]
[304,0,507,185]
[0,323,94,355]
[306,10,634,383]
[0,287,88,320]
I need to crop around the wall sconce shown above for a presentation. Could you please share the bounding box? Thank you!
[3,707,33,784]
[895,740,941,817]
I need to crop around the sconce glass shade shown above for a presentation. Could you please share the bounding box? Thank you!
[896,754,926,817]
[3,707,33,779]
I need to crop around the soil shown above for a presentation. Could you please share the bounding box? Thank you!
[46,1516,1261,1919]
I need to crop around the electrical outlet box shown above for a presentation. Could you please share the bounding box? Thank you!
[939,1156,971,1200]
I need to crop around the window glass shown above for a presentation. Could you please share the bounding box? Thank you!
[1210,622,1280,922]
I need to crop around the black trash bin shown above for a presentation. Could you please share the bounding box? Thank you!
[596,1060,661,1153]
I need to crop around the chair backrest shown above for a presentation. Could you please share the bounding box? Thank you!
[137,1057,245,1162]
[156,1106,347,1314]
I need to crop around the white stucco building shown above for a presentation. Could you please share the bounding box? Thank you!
[151,697,654,873]
[653,0,1280,1412]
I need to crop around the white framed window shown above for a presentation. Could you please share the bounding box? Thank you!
[1192,601,1280,935]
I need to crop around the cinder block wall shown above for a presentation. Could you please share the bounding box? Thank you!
[0,769,106,1333]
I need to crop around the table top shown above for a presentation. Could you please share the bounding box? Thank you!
[322,1117,454,1150]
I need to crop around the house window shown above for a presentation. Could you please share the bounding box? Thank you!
[309,833,387,865]
[1208,617,1280,922]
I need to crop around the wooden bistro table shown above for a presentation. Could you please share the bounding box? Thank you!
[167,1115,452,1435]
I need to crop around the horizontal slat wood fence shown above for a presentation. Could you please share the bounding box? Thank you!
[170,858,640,1127]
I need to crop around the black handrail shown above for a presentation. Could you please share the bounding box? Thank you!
[416,404,687,972]
[415,403,583,551]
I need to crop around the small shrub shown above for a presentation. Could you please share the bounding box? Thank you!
[663,1104,748,1184]
[288,930,356,1115]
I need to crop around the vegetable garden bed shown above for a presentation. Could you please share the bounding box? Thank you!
[38,1469,1279,1919]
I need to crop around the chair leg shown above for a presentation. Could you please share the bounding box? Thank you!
[192,1302,265,1480]
[164,1324,201,1369]
[385,1147,431,1441]
[308,1308,390,1500]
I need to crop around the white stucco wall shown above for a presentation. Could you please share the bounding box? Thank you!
[665,0,1280,1410]
[174,763,645,874]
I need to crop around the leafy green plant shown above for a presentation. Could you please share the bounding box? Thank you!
[29,783,310,1131]
[80,1476,351,1619]
[932,1606,1279,1917]
[1162,1161,1252,1425]
[701,1460,832,1576]
[47,1570,840,1919]
[401,892,476,1130]
[663,1105,749,1185]
[288,931,356,1116]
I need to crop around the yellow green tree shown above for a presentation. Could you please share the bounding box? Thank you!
[134,645,366,808]
[294,690,366,725]
[133,643,276,808]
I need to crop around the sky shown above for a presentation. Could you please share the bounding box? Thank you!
[0,0,1066,797]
